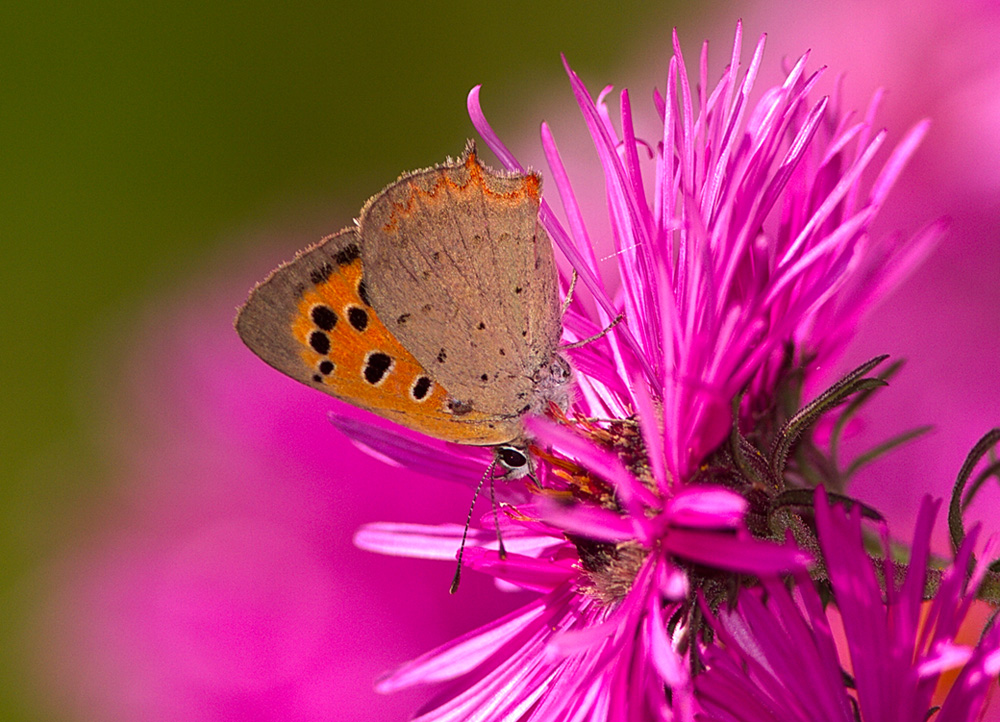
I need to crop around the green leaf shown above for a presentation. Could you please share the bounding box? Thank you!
[829,358,905,469]
[948,429,1000,554]
[773,488,884,522]
[843,425,934,479]
[961,458,1000,508]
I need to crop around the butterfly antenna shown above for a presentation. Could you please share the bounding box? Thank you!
[450,457,497,594]
[561,312,626,350]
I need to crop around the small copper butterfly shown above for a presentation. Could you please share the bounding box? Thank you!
[236,141,570,467]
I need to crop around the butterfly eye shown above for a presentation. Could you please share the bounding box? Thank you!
[496,445,528,471]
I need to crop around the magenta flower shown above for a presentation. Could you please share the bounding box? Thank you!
[695,487,1000,722]
[349,22,942,721]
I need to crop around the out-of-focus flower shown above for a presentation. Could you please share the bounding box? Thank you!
[696,488,1000,722]
[353,23,941,720]
[36,253,521,722]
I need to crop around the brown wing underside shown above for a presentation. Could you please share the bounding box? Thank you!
[358,142,562,418]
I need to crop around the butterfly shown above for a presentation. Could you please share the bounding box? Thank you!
[235,141,570,472]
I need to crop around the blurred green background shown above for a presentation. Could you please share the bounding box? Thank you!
[2,2,686,719]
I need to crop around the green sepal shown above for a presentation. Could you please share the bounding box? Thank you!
[772,488,884,523]
[829,358,905,470]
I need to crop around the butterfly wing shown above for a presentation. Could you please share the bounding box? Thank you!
[358,141,563,421]
[235,228,520,444]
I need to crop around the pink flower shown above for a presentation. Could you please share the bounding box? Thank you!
[695,488,1000,722]
[353,23,940,720]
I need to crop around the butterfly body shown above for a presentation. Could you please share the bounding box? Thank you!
[236,142,569,447]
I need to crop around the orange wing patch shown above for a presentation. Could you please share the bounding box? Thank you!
[380,149,540,234]
[290,254,514,445]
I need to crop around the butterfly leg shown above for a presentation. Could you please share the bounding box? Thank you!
[561,311,626,350]
[559,268,579,318]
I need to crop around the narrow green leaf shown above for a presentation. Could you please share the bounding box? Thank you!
[948,429,1000,554]
[773,488,884,522]
[830,358,905,468]
[961,459,1000,508]
[844,425,934,479]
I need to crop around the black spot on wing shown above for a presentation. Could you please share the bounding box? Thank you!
[310,263,334,285]
[311,305,337,331]
[309,331,331,355]
[363,352,393,385]
[357,277,371,307]
[447,399,473,416]
[348,307,369,332]
[411,376,432,401]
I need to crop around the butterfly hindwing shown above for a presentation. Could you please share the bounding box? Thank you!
[358,141,562,419]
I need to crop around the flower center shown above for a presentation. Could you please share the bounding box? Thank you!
[571,536,650,606]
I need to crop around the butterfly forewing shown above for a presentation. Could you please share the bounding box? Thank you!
[235,228,520,444]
